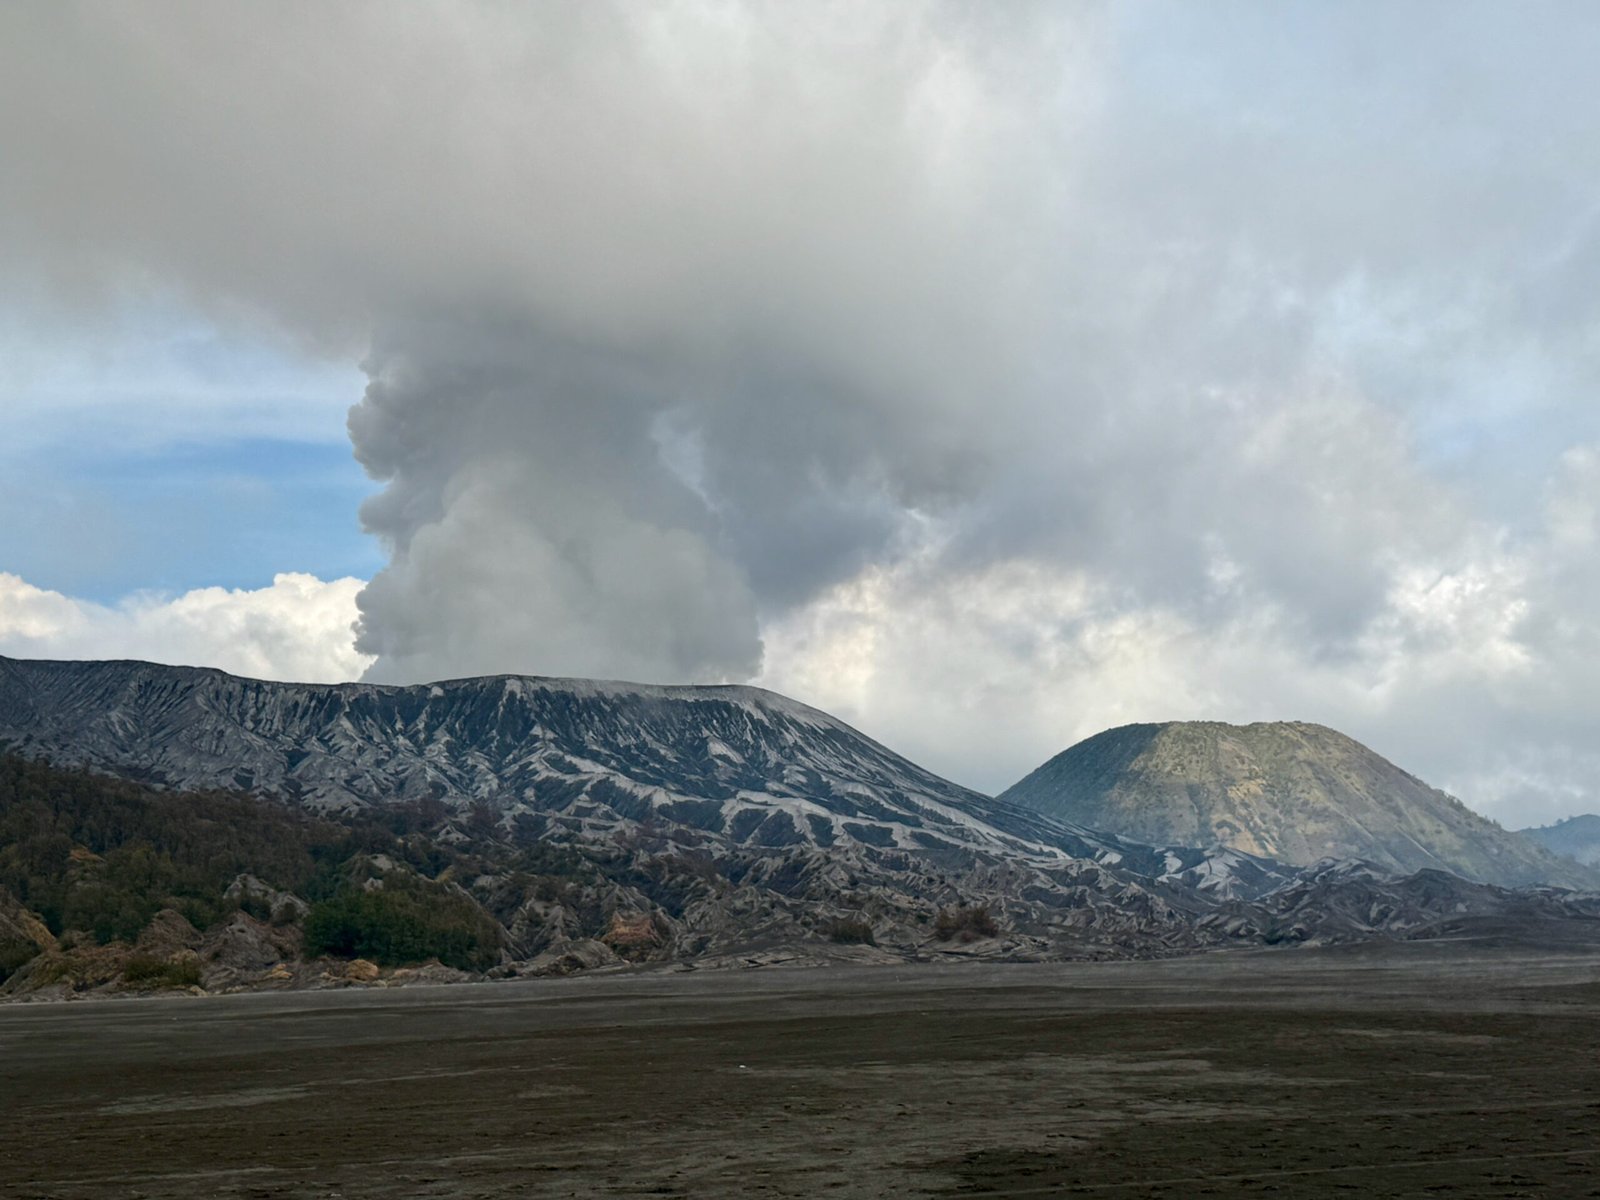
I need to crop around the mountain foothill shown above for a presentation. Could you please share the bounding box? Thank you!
[0,654,1595,998]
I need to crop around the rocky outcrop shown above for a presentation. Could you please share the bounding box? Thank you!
[135,908,203,956]
[1201,859,1600,946]
[387,960,474,986]
[199,911,303,991]
[0,889,56,957]
[0,889,58,993]
[224,874,310,923]
[521,939,622,976]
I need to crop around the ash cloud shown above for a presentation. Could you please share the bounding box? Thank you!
[348,317,765,682]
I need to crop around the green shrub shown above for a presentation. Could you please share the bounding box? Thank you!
[0,755,363,940]
[123,953,202,989]
[122,953,169,982]
[62,878,159,946]
[238,893,273,922]
[0,938,39,982]
[825,917,876,945]
[304,882,500,972]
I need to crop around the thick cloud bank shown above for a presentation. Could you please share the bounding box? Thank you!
[0,573,372,683]
[3,3,1600,820]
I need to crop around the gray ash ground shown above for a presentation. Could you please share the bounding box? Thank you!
[5,930,1600,1198]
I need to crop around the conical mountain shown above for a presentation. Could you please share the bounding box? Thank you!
[999,721,1599,890]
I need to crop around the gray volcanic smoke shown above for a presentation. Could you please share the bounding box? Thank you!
[348,321,768,682]
[329,4,1071,683]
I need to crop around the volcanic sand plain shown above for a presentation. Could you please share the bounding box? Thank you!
[5,932,1600,1199]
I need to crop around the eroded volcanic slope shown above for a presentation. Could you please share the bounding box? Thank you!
[0,654,1256,885]
[4,657,1599,993]
[999,720,1599,890]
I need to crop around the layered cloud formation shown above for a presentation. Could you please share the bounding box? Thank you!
[0,573,372,683]
[2,3,1599,821]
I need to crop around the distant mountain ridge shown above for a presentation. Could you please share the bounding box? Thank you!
[1520,815,1600,867]
[5,750,1598,1002]
[0,655,1287,898]
[0,656,1029,849]
[4,657,1599,993]
[999,720,1599,891]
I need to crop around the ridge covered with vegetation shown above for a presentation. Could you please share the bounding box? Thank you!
[0,755,531,984]
[5,742,1598,1002]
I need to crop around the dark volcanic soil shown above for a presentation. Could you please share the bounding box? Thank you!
[5,934,1600,1198]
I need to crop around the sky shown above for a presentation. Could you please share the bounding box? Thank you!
[2,1,1598,827]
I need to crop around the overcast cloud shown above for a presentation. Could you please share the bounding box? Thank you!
[2,1,1599,824]
[0,572,372,683]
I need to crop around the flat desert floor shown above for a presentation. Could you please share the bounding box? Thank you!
[5,935,1600,1198]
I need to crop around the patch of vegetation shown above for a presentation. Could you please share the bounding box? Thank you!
[933,904,999,942]
[303,879,502,972]
[824,916,876,945]
[0,755,369,941]
[0,755,523,948]
[26,955,70,986]
[23,947,125,991]
[122,953,203,989]
[0,937,39,982]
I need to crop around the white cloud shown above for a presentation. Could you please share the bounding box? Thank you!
[0,572,372,684]
[761,457,1600,829]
